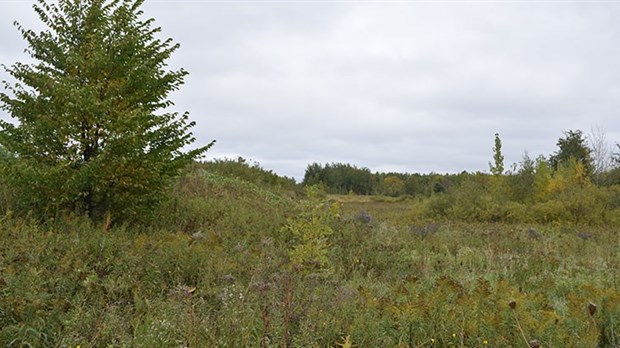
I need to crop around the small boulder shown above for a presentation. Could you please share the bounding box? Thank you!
[527,228,541,239]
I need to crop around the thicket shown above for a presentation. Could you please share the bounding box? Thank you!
[417,159,620,225]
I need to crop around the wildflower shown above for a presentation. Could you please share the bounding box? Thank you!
[431,338,435,344]
[483,340,488,345]
[452,333,457,338]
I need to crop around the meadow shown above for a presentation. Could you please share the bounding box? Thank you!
[2,1,619,346]
[1,163,619,347]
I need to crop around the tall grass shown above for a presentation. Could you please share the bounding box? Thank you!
[1,169,620,347]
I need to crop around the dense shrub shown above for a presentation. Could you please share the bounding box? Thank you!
[153,165,293,235]
[409,161,620,226]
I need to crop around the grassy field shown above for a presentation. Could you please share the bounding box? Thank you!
[1,170,620,347]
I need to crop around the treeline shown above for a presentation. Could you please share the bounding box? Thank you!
[302,158,620,198]
[303,162,457,196]
[303,130,620,225]
[303,130,620,196]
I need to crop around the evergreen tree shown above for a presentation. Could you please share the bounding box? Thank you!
[549,130,593,177]
[0,0,213,222]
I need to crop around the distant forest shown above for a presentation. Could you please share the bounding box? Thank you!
[302,130,620,197]
[298,130,620,225]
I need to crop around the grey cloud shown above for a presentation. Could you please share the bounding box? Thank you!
[2,2,620,180]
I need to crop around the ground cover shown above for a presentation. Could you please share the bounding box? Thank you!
[1,178,619,347]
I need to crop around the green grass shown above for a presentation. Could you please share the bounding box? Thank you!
[2,179,620,347]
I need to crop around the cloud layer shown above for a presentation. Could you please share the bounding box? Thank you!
[2,1,620,180]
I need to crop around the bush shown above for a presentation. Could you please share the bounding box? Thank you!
[200,158,296,193]
[153,167,292,235]
[422,193,453,219]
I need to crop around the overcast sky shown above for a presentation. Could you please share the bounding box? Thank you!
[2,1,620,180]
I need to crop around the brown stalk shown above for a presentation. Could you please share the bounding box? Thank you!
[509,301,531,348]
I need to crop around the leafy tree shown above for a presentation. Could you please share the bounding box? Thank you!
[489,133,504,176]
[403,173,425,196]
[302,162,325,187]
[549,130,593,177]
[382,175,405,197]
[0,0,213,222]
[302,162,374,195]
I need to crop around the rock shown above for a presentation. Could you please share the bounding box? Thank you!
[355,210,373,224]
[527,228,541,239]
[577,232,592,240]
[191,231,205,240]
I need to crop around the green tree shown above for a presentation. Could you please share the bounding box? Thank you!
[303,162,374,195]
[549,130,593,177]
[382,175,405,197]
[302,162,325,187]
[489,132,504,176]
[0,0,213,222]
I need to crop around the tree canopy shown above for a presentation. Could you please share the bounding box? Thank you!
[302,162,374,195]
[0,0,213,222]
[549,130,593,177]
